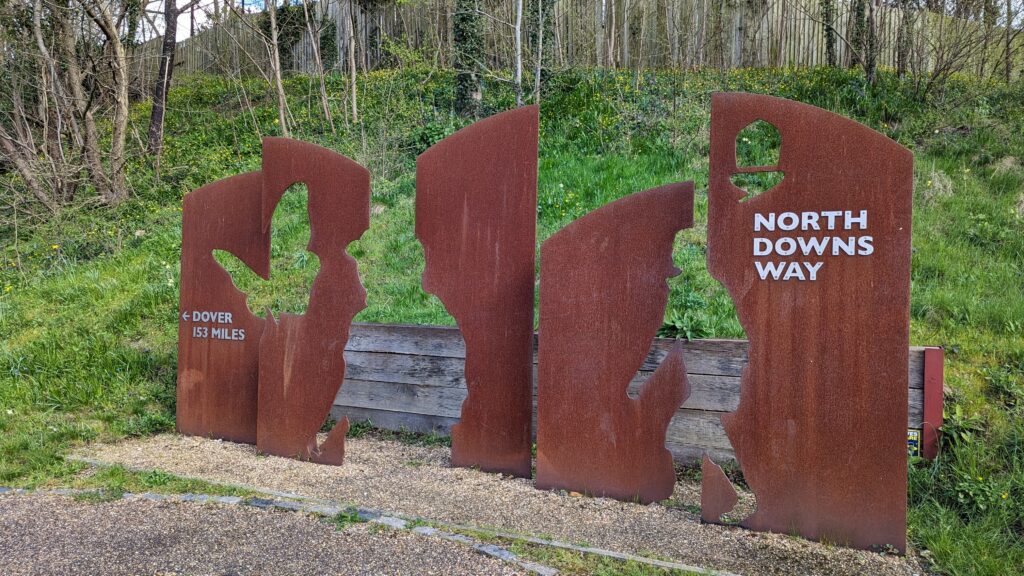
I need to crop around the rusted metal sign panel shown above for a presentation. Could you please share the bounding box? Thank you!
[921,347,945,460]
[416,106,539,478]
[255,138,370,465]
[177,171,269,444]
[178,138,368,465]
[536,183,694,504]
[702,93,913,551]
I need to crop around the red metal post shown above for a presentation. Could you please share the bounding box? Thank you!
[922,347,945,460]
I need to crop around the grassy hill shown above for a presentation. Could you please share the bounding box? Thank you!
[1,66,1022,575]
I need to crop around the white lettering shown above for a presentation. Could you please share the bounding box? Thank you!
[801,212,821,231]
[755,261,786,280]
[778,212,799,231]
[754,213,775,232]
[754,238,773,256]
[804,261,824,280]
[857,236,874,255]
[775,237,797,256]
[823,211,843,230]
[796,236,830,256]
[844,210,868,230]
[832,237,857,256]
[782,261,806,281]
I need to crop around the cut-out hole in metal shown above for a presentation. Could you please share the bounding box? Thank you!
[735,120,781,168]
[733,120,784,202]
[214,183,319,317]
[731,171,785,201]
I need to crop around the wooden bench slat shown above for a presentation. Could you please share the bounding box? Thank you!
[345,324,926,387]
[333,324,931,463]
[335,376,925,429]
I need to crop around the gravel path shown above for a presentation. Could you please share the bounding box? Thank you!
[0,492,521,576]
[81,434,930,576]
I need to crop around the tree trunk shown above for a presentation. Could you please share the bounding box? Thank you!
[454,0,482,117]
[268,0,291,137]
[533,0,545,102]
[79,0,131,202]
[108,22,130,201]
[621,0,630,67]
[822,0,837,67]
[1006,0,1013,83]
[515,0,523,105]
[896,0,913,77]
[851,0,866,67]
[666,0,679,67]
[865,0,878,86]
[595,0,604,66]
[302,0,335,133]
[347,0,359,122]
[58,0,107,197]
[742,0,768,67]
[148,0,183,157]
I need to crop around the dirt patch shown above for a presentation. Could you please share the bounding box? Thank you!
[993,156,1020,175]
[920,169,954,203]
[78,434,929,576]
[0,492,520,576]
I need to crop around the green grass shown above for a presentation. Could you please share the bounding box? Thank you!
[346,420,451,447]
[60,464,256,498]
[1,66,1022,575]
[432,524,702,575]
[504,540,701,576]
[331,507,368,529]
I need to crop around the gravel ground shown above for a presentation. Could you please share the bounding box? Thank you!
[81,434,931,576]
[0,492,521,576]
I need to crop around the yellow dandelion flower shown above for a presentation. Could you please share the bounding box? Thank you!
[51,244,59,250]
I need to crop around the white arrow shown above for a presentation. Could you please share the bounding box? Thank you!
[181,311,190,322]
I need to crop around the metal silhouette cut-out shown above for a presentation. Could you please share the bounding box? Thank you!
[177,171,269,444]
[536,183,694,504]
[700,455,737,524]
[416,106,538,478]
[177,138,368,465]
[255,138,370,465]
[703,93,913,552]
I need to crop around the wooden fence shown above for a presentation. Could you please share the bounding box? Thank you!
[330,323,943,463]
[128,0,1021,90]
[130,15,271,91]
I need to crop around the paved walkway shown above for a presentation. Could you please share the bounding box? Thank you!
[0,493,521,576]
[79,434,929,576]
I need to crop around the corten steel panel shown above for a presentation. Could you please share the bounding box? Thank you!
[922,347,945,460]
[703,93,912,551]
[256,138,370,465]
[177,171,269,444]
[536,183,694,504]
[701,455,738,524]
[415,106,538,478]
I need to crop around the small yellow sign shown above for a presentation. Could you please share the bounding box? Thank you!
[907,429,921,457]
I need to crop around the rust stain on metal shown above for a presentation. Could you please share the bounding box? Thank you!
[536,183,694,504]
[415,106,538,478]
[700,454,738,524]
[704,93,913,551]
[177,171,269,444]
[255,138,370,465]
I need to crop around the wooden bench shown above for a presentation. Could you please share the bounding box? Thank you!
[332,323,944,462]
